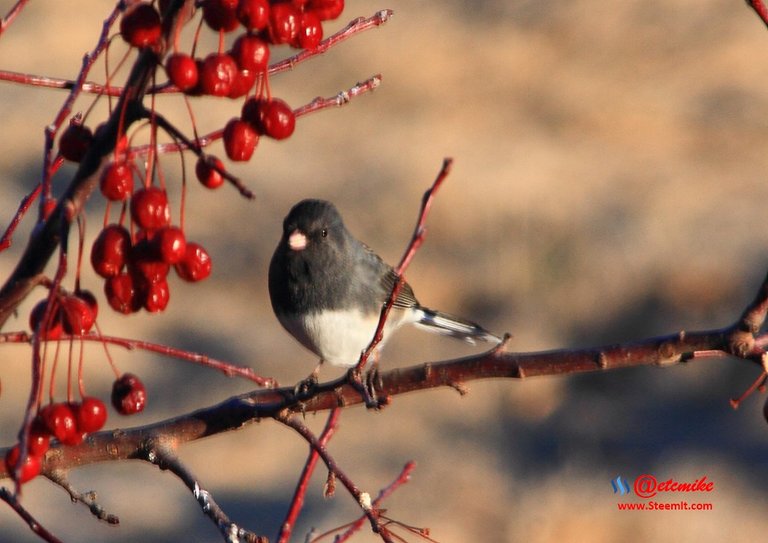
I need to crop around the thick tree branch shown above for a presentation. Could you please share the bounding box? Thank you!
[0,318,757,481]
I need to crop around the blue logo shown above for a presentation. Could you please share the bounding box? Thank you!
[612,476,631,495]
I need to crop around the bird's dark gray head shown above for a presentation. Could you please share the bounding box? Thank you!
[270,199,354,313]
[281,199,347,253]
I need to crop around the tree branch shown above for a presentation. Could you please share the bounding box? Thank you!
[0,318,756,482]
[137,440,267,543]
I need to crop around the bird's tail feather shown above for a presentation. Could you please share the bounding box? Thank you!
[413,307,501,345]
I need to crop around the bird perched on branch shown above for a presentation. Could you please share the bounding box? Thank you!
[268,199,502,373]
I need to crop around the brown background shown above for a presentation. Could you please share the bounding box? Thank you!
[2,1,768,541]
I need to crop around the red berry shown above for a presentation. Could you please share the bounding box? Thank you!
[307,0,344,21]
[143,278,170,313]
[59,122,93,162]
[260,98,296,140]
[120,2,162,48]
[223,118,258,161]
[237,0,270,30]
[155,226,187,264]
[241,96,266,129]
[131,187,171,231]
[73,397,108,433]
[195,156,226,189]
[5,445,42,484]
[165,53,199,91]
[296,11,323,49]
[200,53,238,97]
[175,243,212,282]
[111,373,147,415]
[75,289,99,321]
[27,429,51,456]
[227,67,257,98]
[202,0,240,32]
[231,34,270,72]
[91,224,131,278]
[105,272,141,314]
[130,237,170,284]
[100,161,134,202]
[40,403,80,445]
[29,299,63,340]
[61,295,96,335]
[268,3,300,44]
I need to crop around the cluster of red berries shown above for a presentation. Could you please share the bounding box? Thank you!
[29,291,98,339]
[4,373,146,484]
[91,183,211,315]
[55,0,346,316]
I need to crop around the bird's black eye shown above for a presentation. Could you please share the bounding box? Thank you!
[321,229,328,238]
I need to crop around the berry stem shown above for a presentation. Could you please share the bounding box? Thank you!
[66,337,75,403]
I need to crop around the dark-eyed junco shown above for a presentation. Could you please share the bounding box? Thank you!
[268,199,502,369]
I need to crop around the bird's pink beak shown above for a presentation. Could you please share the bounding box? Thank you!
[288,229,308,251]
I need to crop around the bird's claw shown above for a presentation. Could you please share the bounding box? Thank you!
[347,367,386,409]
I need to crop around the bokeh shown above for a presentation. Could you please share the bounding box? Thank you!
[1,1,768,541]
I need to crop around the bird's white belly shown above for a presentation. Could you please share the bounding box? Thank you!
[277,309,387,367]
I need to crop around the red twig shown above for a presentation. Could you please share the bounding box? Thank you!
[277,413,393,542]
[277,408,342,543]
[0,487,63,543]
[0,184,42,252]
[0,0,30,37]
[747,0,768,27]
[136,74,382,158]
[0,330,277,387]
[0,10,393,97]
[268,10,394,77]
[41,4,123,195]
[355,158,453,373]
[293,74,382,117]
[0,70,128,96]
[331,461,418,543]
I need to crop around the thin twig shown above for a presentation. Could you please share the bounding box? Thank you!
[276,412,393,542]
[0,0,30,37]
[747,0,768,27]
[0,10,393,97]
[45,470,120,525]
[354,158,453,374]
[137,441,266,543]
[0,486,64,543]
[333,461,417,543]
[0,330,277,387]
[293,75,382,117]
[277,408,342,543]
[136,74,383,158]
[268,10,394,77]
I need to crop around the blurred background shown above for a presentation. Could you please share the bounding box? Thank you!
[2,0,768,541]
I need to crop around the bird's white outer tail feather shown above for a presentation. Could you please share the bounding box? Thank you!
[413,308,501,344]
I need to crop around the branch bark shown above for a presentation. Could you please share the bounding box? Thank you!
[0,312,759,481]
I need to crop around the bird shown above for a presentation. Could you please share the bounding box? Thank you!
[268,199,502,372]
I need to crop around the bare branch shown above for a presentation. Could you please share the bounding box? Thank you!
[0,486,64,543]
[136,441,267,543]
[45,470,120,525]
[277,408,342,543]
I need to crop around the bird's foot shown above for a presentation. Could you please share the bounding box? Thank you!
[346,366,387,409]
[293,372,318,399]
